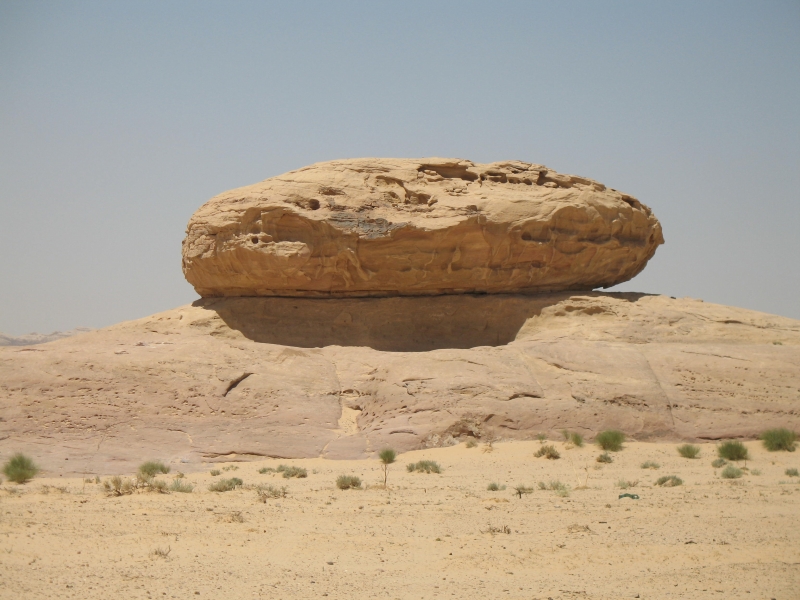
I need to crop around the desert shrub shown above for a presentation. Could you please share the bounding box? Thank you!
[536,433,547,442]
[534,444,560,460]
[785,468,799,477]
[514,484,534,498]
[150,479,169,494]
[486,482,505,491]
[210,469,221,476]
[103,476,136,496]
[406,460,441,474]
[336,475,362,490]
[596,430,625,452]
[3,454,39,484]
[151,546,171,558]
[222,465,239,471]
[208,477,243,492]
[654,475,683,487]
[677,444,701,459]
[711,458,727,468]
[717,441,749,461]
[139,461,170,478]
[570,432,584,447]
[277,465,307,479]
[258,467,276,474]
[169,479,194,493]
[640,461,660,470]
[537,480,568,494]
[761,428,797,452]
[465,439,477,448]
[256,484,288,502]
[616,479,639,489]
[721,465,743,479]
[596,452,613,464]
[751,468,762,475]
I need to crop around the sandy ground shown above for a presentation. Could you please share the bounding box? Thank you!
[1,440,798,600]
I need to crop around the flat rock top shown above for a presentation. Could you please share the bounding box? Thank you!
[182,158,664,297]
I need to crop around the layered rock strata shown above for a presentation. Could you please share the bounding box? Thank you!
[182,158,664,296]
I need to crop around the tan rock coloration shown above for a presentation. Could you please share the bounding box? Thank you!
[1,293,797,475]
[182,158,664,296]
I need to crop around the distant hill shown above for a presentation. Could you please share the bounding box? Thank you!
[0,327,93,346]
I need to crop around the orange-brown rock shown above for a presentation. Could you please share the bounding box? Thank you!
[182,158,664,297]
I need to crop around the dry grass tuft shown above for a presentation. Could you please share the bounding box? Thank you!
[534,444,560,460]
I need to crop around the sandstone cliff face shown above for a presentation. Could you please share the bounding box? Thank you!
[1,293,797,475]
[182,159,664,296]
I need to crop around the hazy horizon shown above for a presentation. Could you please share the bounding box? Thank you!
[2,0,799,335]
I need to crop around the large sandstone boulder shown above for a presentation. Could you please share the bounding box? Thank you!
[182,158,664,296]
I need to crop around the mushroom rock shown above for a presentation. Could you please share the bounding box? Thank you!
[182,158,664,297]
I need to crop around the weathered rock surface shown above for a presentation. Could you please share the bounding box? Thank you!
[1,293,797,475]
[183,158,664,297]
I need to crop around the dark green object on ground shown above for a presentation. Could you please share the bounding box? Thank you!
[618,493,639,500]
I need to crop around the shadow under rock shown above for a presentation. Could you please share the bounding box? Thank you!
[194,292,651,352]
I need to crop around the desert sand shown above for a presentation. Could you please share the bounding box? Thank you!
[1,440,798,599]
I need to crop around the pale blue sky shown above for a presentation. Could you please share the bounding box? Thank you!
[1,0,798,334]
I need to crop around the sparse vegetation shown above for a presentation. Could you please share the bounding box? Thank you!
[138,460,170,478]
[534,444,560,459]
[536,433,547,442]
[465,439,477,448]
[208,477,243,492]
[784,468,798,477]
[721,465,743,479]
[406,460,441,474]
[513,484,534,498]
[654,475,683,487]
[570,432,584,447]
[717,441,749,462]
[596,452,613,463]
[486,482,505,491]
[616,479,639,489]
[256,484,288,502]
[677,444,701,459]
[711,458,728,468]
[640,461,660,470]
[336,475,362,490]
[222,465,239,472]
[378,448,396,486]
[538,480,569,497]
[3,453,39,484]
[596,430,625,452]
[103,476,136,496]
[258,467,275,474]
[277,465,307,479]
[483,524,511,534]
[761,428,797,452]
[151,546,171,559]
[169,479,194,493]
[210,469,221,476]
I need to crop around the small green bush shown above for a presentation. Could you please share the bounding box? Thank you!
[208,477,243,492]
[535,433,547,442]
[169,479,194,493]
[486,482,505,491]
[138,460,170,477]
[103,476,135,496]
[654,475,683,487]
[761,428,797,452]
[617,479,639,489]
[784,468,799,477]
[2,454,39,484]
[336,475,362,490]
[596,430,625,452]
[534,444,560,459]
[717,441,749,461]
[677,444,701,459]
[711,458,728,468]
[378,448,396,486]
[210,469,221,476]
[277,465,307,479]
[721,465,743,479]
[406,460,441,474]
[570,432,584,447]
[640,460,660,470]
[596,452,613,463]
